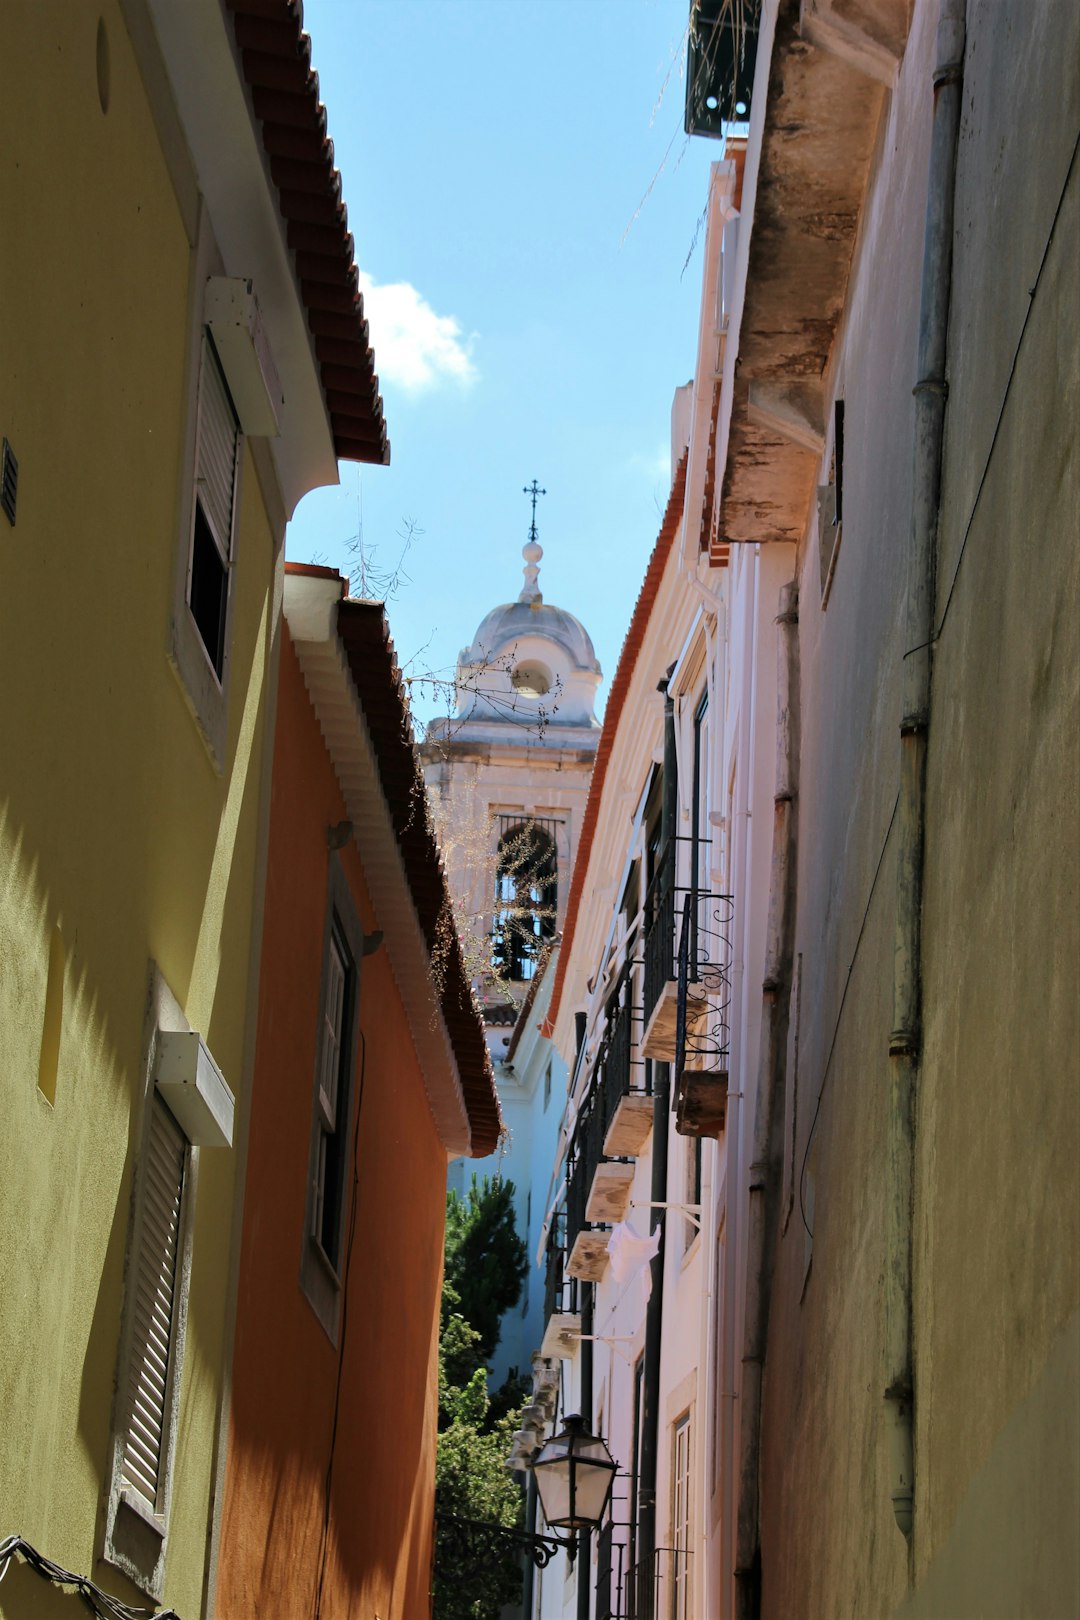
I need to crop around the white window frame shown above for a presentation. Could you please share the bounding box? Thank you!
[103,970,201,1601]
[185,333,240,684]
[670,1410,693,1620]
[167,213,243,771]
[301,856,365,1344]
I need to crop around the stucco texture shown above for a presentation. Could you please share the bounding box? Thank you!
[216,631,447,1620]
[0,4,275,1614]
[757,1,1079,1616]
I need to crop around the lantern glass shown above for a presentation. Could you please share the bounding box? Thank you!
[532,1413,617,1532]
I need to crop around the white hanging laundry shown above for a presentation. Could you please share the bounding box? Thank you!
[607,1219,661,1303]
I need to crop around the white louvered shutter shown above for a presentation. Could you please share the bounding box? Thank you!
[196,337,239,563]
[121,1095,186,1512]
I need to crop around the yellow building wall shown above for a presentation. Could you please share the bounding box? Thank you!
[0,5,276,1614]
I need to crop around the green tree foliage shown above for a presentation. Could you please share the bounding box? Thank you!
[433,1176,529,1620]
[443,1175,528,1365]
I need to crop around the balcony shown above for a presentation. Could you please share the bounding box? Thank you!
[540,1212,581,1359]
[641,838,732,1073]
[673,889,731,1139]
[597,966,653,1158]
[625,1547,693,1620]
[565,1093,612,1282]
[685,0,762,137]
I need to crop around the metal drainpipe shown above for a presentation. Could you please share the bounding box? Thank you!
[577,1284,594,1620]
[734,583,800,1620]
[886,0,966,1542]
[638,676,678,1594]
[638,1064,670,1596]
[522,1471,538,1619]
[722,545,759,1608]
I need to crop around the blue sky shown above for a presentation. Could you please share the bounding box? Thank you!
[287,0,716,730]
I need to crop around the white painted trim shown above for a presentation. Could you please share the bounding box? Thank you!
[102,968,201,1602]
[284,574,472,1155]
[145,0,338,517]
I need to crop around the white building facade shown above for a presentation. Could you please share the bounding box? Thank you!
[422,539,602,1391]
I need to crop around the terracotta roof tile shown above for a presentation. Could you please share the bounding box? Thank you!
[333,597,501,1155]
[225,0,389,466]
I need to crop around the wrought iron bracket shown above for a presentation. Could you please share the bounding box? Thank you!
[435,1512,574,1574]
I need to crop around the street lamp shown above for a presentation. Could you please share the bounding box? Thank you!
[531,1413,617,1563]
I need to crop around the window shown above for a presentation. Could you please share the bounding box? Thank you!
[312,925,354,1271]
[543,1058,552,1111]
[818,396,845,606]
[491,818,557,982]
[301,858,365,1342]
[671,1413,692,1620]
[629,1355,646,1576]
[103,973,200,1602]
[187,335,239,680]
[119,1096,187,1513]
[168,232,247,771]
[683,1135,702,1256]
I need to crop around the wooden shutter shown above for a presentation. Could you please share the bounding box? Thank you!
[121,1095,186,1512]
[196,338,239,562]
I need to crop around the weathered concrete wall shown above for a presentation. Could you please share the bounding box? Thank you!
[911,0,1080,1610]
[757,0,1079,1614]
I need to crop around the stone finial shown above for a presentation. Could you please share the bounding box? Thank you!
[519,538,543,604]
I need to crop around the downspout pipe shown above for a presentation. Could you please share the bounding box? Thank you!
[734,584,800,1620]
[886,0,966,1542]
[577,1283,594,1620]
[638,677,677,1589]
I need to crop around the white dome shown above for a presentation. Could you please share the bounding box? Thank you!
[462,598,601,676]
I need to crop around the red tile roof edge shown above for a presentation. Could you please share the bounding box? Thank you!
[336,599,501,1155]
[225,0,390,467]
[284,560,346,583]
[541,452,689,1040]
[504,943,555,1064]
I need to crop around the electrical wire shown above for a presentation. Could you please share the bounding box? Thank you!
[0,1536,181,1620]
[797,126,1080,1237]
[798,792,899,1237]
[312,1026,367,1620]
[905,125,1080,664]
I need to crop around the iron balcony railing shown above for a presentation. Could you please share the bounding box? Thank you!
[565,1083,608,1254]
[543,1211,578,1323]
[643,837,734,1057]
[674,888,733,1077]
[642,837,677,1030]
[625,1547,693,1620]
[596,1518,625,1620]
[597,964,648,1138]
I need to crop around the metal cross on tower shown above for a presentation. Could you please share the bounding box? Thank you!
[523,480,547,544]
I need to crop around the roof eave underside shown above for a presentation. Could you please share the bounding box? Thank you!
[719,0,892,553]
[335,603,501,1157]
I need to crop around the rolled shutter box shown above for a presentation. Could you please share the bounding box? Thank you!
[204,276,283,437]
[154,1029,235,1148]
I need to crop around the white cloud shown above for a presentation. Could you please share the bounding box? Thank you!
[357,271,477,395]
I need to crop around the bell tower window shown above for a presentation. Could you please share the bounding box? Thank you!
[492,818,558,981]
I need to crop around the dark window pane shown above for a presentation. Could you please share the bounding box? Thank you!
[189,497,228,678]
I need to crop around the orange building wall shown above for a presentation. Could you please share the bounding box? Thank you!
[217,630,447,1619]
